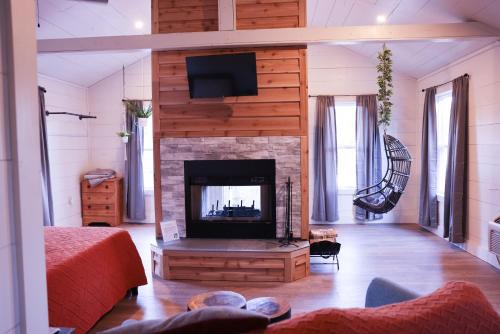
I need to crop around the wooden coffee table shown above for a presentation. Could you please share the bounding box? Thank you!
[187,291,247,311]
[246,297,291,323]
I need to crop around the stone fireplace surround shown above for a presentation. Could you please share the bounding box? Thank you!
[160,136,302,239]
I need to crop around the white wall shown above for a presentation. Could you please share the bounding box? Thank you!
[417,42,500,269]
[87,56,155,223]
[0,4,20,331]
[308,45,419,224]
[38,75,89,227]
[2,1,49,332]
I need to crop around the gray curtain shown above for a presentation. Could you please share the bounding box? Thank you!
[418,87,439,227]
[125,101,146,220]
[39,86,54,226]
[355,95,382,221]
[444,75,469,243]
[311,96,339,222]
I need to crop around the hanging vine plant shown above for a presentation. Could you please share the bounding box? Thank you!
[376,44,393,128]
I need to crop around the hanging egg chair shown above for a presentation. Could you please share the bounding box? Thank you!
[353,134,412,214]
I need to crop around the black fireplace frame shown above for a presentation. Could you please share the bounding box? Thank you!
[184,159,276,239]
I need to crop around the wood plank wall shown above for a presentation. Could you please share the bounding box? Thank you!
[153,0,219,33]
[235,0,306,30]
[154,46,307,137]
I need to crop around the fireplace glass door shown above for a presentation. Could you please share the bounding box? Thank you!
[184,159,276,238]
[191,185,271,222]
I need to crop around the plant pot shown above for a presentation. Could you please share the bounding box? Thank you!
[137,117,148,128]
[121,136,129,144]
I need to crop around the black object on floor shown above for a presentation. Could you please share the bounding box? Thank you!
[310,241,341,270]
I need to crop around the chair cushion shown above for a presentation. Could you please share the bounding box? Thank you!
[262,281,500,334]
[98,306,269,334]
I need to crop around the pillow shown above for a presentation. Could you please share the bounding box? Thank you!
[98,306,270,334]
[262,281,500,334]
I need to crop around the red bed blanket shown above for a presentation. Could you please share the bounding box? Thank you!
[45,227,147,334]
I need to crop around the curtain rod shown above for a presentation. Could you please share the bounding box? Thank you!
[308,94,376,97]
[421,73,469,92]
[122,98,152,102]
[45,111,96,120]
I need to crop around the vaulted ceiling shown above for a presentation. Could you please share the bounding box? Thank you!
[37,0,500,86]
[308,0,500,78]
[36,0,151,86]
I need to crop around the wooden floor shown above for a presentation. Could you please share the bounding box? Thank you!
[90,223,500,333]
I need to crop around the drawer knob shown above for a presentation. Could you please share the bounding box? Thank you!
[105,206,110,210]
[105,185,109,189]
[87,205,91,209]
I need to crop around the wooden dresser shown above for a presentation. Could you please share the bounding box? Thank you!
[81,177,123,227]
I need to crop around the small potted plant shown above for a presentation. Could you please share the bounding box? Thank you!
[117,131,131,143]
[136,105,152,127]
[124,101,152,128]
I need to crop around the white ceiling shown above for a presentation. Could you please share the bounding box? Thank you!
[308,0,500,78]
[37,0,500,86]
[36,0,151,86]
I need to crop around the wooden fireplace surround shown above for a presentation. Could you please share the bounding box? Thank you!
[151,239,310,282]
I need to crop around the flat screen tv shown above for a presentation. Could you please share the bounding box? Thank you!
[186,53,258,98]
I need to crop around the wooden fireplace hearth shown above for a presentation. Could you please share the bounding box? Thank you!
[151,239,310,283]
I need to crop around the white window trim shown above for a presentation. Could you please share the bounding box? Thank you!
[435,87,452,197]
[334,97,357,192]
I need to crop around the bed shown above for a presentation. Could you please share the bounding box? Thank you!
[45,227,147,334]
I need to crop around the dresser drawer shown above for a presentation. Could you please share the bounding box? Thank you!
[83,216,119,227]
[82,180,116,193]
[82,192,115,205]
[83,204,115,216]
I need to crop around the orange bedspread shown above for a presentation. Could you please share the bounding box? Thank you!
[45,227,147,334]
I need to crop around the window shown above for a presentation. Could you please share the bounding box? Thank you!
[142,104,154,192]
[436,90,452,196]
[334,98,357,190]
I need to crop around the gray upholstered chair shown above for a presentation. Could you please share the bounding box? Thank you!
[365,277,420,308]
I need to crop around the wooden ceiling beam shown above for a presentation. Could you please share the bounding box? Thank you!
[38,22,500,54]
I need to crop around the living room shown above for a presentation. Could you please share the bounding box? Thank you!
[1,1,500,333]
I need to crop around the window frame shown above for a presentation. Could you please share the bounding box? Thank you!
[435,87,452,198]
[141,103,154,195]
[334,96,357,193]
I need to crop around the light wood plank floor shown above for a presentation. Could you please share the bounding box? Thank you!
[90,223,500,333]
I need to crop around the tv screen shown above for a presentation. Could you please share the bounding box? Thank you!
[186,53,258,98]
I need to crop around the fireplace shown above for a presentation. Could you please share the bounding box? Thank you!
[184,159,276,239]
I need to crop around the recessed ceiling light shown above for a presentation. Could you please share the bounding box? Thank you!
[376,15,387,24]
[134,20,144,29]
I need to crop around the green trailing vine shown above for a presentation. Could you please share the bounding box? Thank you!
[376,44,393,128]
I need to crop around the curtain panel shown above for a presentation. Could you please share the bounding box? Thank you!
[125,101,146,220]
[311,96,339,223]
[39,86,54,226]
[444,75,469,243]
[355,95,382,221]
[419,87,439,227]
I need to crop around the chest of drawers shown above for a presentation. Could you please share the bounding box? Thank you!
[81,177,123,227]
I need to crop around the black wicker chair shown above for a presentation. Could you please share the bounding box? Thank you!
[353,134,412,214]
